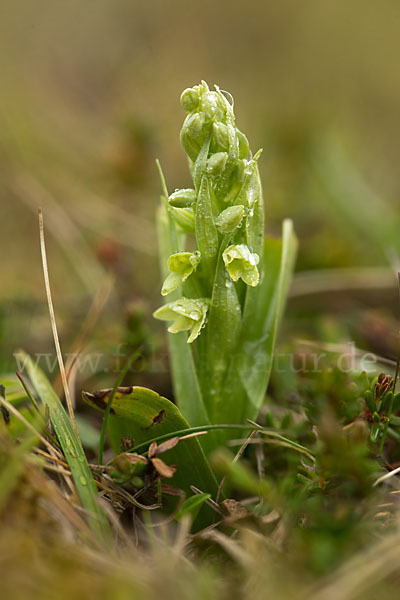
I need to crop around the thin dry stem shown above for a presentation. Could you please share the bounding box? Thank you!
[216,430,258,503]
[38,208,79,437]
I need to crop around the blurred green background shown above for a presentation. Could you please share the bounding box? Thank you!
[1,0,400,381]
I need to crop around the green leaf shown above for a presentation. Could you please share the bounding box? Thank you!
[244,161,264,259]
[19,351,111,544]
[193,136,211,192]
[156,204,212,447]
[164,330,213,441]
[82,386,219,524]
[238,219,298,420]
[195,175,219,271]
[175,493,211,523]
[208,220,297,437]
[205,238,241,420]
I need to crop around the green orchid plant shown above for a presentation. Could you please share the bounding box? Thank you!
[154,81,297,453]
[72,81,297,526]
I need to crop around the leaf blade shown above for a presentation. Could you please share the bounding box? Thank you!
[82,386,219,503]
[239,219,298,419]
[156,203,212,440]
[211,220,297,429]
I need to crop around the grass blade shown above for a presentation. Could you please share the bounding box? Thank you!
[19,351,111,544]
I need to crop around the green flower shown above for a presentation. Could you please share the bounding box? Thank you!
[161,252,201,296]
[222,244,260,286]
[153,298,209,343]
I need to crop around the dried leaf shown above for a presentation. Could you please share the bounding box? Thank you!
[155,436,180,455]
[148,441,158,459]
[152,457,176,478]
[123,453,148,466]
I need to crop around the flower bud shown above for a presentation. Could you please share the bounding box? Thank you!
[187,112,205,138]
[161,251,201,296]
[180,87,200,112]
[201,91,224,122]
[180,113,208,161]
[215,205,245,234]
[207,152,228,178]
[168,206,195,234]
[222,244,260,287]
[180,128,200,162]
[212,122,229,151]
[168,188,196,208]
[153,297,209,343]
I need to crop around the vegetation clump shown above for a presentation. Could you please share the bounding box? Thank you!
[1,83,400,600]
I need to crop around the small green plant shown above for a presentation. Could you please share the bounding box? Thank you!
[154,81,297,452]
[82,83,297,524]
[361,372,400,449]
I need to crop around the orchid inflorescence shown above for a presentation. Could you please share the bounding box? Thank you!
[154,80,264,345]
[153,82,295,441]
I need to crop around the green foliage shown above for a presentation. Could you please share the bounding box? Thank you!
[209,364,388,574]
